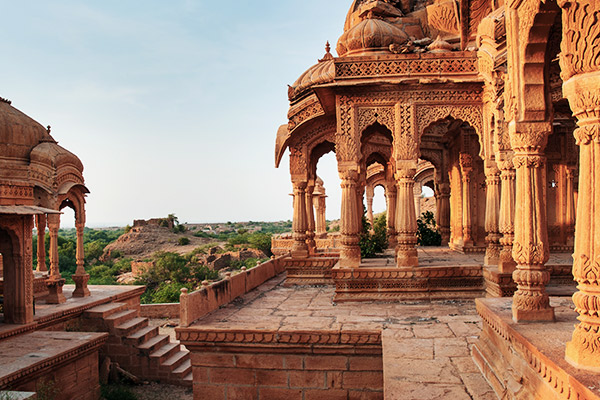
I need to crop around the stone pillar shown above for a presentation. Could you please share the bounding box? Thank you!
[366,186,374,230]
[35,214,47,272]
[498,157,517,273]
[395,162,418,267]
[484,162,502,266]
[339,166,362,268]
[414,183,422,219]
[509,121,554,322]
[305,183,317,254]
[314,194,327,239]
[386,184,397,248]
[565,166,576,247]
[459,153,474,247]
[291,181,309,258]
[559,0,600,368]
[46,213,66,304]
[72,218,90,297]
[436,183,451,246]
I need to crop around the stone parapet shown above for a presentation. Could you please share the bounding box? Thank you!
[473,297,600,400]
[179,256,287,327]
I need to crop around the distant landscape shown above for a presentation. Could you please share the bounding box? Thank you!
[34,215,298,304]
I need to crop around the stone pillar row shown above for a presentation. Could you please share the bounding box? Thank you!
[459,153,473,247]
[498,156,517,273]
[46,213,66,304]
[339,167,362,268]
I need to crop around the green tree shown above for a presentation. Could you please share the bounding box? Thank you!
[416,211,442,246]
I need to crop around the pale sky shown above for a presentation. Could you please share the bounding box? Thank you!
[1,1,393,227]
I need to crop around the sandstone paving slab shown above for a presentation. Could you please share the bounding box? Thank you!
[385,380,473,400]
[384,338,434,360]
[412,323,455,339]
[433,337,470,357]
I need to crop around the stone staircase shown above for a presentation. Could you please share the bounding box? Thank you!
[82,302,192,386]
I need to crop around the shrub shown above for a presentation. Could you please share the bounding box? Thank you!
[416,211,442,246]
[141,281,192,304]
[178,237,190,246]
[359,212,388,258]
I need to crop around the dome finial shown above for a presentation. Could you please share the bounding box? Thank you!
[319,41,334,62]
[47,125,51,134]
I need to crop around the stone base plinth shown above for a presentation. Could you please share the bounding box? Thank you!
[449,243,486,253]
[45,278,66,304]
[178,328,383,400]
[71,273,91,297]
[472,297,600,400]
[0,331,107,397]
[332,264,484,302]
[283,256,338,286]
[483,267,517,297]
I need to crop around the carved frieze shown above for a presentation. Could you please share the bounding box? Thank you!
[288,97,325,133]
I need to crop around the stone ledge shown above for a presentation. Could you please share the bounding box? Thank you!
[472,297,600,400]
[0,331,108,389]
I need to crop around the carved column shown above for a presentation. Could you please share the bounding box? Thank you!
[436,183,451,246]
[72,216,90,297]
[314,196,327,239]
[498,157,517,273]
[386,184,397,248]
[339,166,361,268]
[565,166,576,247]
[484,162,502,265]
[366,186,374,230]
[509,121,554,322]
[305,183,317,254]
[414,183,422,219]
[46,212,66,304]
[395,162,418,267]
[559,0,600,369]
[35,214,47,272]
[291,181,309,258]
[459,153,474,247]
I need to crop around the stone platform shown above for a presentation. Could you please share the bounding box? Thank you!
[331,248,574,302]
[177,274,496,399]
[472,297,600,400]
[0,284,145,341]
[0,331,108,397]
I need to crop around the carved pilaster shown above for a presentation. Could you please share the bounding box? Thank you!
[436,183,451,246]
[460,153,474,246]
[498,156,517,273]
[509,121,554,322]
[305,183,317,255]
[35,214,47,272]
[395,162,418,267]
[339,166,362,268]
[559,0,600,369]
[484,163,502,266]
[291,181,309,258]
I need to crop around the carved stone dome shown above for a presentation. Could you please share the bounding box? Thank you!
[30,142,84,172]
[336,16,409,57]
[0,99,54,160]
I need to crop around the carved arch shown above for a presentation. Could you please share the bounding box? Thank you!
[417,104,485,158]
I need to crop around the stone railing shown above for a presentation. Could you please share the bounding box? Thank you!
[140,303,180,319]
[271,234,341,256]
[179,254,288,327]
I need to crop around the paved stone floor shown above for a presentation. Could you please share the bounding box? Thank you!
[193,273,498,399]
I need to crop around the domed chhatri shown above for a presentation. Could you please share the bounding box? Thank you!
[336,13,409,57]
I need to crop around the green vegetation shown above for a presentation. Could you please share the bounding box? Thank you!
[135,251,218,304]
[416,211,442,246]
[33,227,125,282]
[359,212,388,258]
[178,237,190,246]
[194,229,275,256]
[100,384,137,400]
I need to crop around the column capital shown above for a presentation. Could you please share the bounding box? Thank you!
[508,121,552,153]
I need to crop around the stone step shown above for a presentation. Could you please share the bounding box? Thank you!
[183,371,193,386]
[171,359,191,380]
[105,310,139,329]
[83,302,127,319]
[115,317,148,337]
[138,334,170,354]
[124,326,158,346]
[162,350,189,372]
[150,342,181,364]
